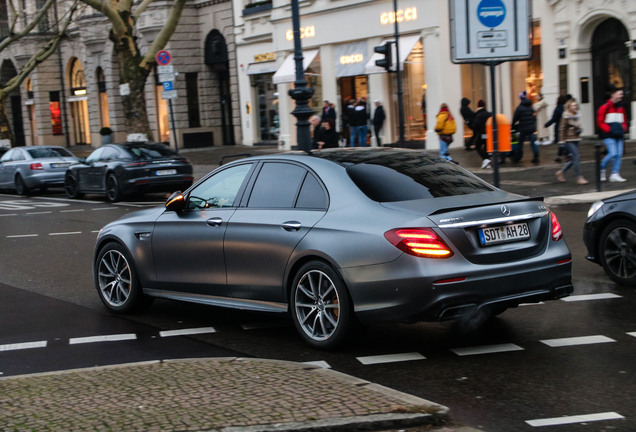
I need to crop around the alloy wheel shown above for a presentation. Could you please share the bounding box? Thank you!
[294,269,341,342]
[97,249,132,308]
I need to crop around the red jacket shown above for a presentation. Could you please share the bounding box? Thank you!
[597,100,627,138]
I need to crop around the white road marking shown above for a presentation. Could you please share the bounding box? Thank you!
[302,360,331,369]
[6,234,38,238]
[451,343,524,356]
[525,411,624,427]
[60,209,85,213]
[92,207,117,211]
[69,334,137,345]
[26,211,52,215]
[540,335,615,347]
[562,293,621,302]
[159,327,217,337]
[0,213,18,217]
[0,341,47,351]
[627,332,636,338]
[356,352,425,365]
[49,231,82,236]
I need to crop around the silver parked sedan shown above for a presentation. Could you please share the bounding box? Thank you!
[0,146,79,195]
[94,148,573,349]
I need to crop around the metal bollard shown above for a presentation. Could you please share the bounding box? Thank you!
[595,141,602,192]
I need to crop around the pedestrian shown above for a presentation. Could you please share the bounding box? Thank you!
[511,90,539,163]
[597,86,627,182]
[460,97,475,150]
[545,94,569,162]
[349,98,368,147]
[555,99,588,185]
[313,120,339,149]
[372,100,386,146]
[471,99,493,168]
[434,103,457,162]
[533,93,551,145]
[320,100,336,128]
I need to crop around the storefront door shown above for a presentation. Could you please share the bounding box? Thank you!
[592,18,631,133]
[254,73,279,143]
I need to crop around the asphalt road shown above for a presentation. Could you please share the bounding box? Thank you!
[0,191,635,431]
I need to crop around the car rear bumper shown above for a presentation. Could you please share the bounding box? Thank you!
[24,171,66,188]
[124,175,193,194]
[342,248,573,324]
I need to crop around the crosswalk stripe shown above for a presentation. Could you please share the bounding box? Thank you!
[540,335,615,347]
[356,352,425,365]
[451,343,524,356]
[562,293,621,302]
[159,327,216,337]
[0,341,47,352]
[69,334,137,344]
[525,411,624,427]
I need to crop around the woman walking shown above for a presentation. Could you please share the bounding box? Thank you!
[555,99,588,185]
[434,103,457,162]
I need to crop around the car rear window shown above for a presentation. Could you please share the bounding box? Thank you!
[315,149,495,202]
[27,147,73,158]
[125,144,178,160]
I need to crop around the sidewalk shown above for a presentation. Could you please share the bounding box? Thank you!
[0,357,456,432]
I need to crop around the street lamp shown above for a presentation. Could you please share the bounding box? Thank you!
[288,0,315,153]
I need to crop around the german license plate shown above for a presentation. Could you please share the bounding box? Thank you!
[155,169,177,176]
[51,163,70,168]
[478,222,530,246]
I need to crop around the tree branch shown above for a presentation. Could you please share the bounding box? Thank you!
[139,0,187,69]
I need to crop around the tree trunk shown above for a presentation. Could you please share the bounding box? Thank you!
[0,96,15,147]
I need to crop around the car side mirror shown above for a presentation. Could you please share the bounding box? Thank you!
[165,191,186,212]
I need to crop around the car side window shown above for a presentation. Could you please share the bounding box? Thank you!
[100,147,119,161]
[0,149,14,162]
[186,163,252,210]
[296,173,328,209]
[86,148,104,163]
[248,162,306,209]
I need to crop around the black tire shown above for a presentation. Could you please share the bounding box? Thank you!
[64,172,84,199]
[599,219,636,286]
[105,173,122,202]
[14,174,29,195]
[94,242,152,313]
[290,261,353,350]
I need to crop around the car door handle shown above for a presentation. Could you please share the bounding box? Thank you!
[281,221,301,231]
[206,217,223,227]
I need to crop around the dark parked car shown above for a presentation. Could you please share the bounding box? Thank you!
[93,148,572,349]
[584,190,636,286]
[0,146,79,195]
[65,142,193,202]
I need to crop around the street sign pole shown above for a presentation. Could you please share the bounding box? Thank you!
[489,61,500,187]
[168,99,179,154]
[156,50,179,153]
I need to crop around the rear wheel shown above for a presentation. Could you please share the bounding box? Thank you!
[14,174,29,195]
[94,242,152,313]
[290,261,353,350]
[599,219,636,286]
[64,172,84,199]
[105,173,122,202]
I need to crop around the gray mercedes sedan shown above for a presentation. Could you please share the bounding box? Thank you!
[94,148,572,349]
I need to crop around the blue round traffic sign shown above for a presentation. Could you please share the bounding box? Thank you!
[156,50,172,66]
[477,0,506,28]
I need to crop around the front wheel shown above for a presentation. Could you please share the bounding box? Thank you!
[64,172,84,199]
[95,242,151,313]
[290,261,353,350]
[599,219,636,286]
[105,173,122,202]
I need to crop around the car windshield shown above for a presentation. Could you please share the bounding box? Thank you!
[314,149,495,202]
[125,144,178,160]
[27,147,73,159]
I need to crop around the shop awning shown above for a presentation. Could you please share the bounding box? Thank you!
[365,34,421,75]
[272,49,319,84]
[334,41,368,78]
[246,61,277,75]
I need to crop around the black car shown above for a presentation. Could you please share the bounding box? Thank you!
[584,190,636,286]
[64,142,193,202]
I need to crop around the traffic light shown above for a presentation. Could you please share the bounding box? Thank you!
[374,41,393,71]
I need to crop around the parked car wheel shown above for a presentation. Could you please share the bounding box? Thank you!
[599,219,636,286]
[64,173,84,199]
[105,173,122,202]
[14,174,29,195]
[291,261,353,350]
[95,242,149,313]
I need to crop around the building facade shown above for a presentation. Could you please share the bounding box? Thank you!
[0,0,241,149]
[0,0,634,151]
[235,0,636,150]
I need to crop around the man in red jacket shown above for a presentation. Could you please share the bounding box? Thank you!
[597,86,628,182]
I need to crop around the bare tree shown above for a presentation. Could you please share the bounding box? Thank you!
[79,0,187,140]
[0,0,79,146]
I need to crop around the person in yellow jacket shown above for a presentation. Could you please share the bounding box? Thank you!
[434,103,457,163]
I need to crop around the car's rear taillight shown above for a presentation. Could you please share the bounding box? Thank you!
[126,162,147,167]
[30,163,43,170]
[384,228,453,258]
[551,212,563,241]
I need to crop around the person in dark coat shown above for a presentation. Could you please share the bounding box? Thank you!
[511,91,538,163]
[372,100,386,146]
[460,97,475,150]
[313,120,339,149]
[471,99,493,168]
[320,100,336,126]
[545,94,569,162]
